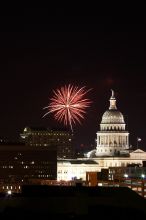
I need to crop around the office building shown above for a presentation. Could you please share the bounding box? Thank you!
[21,127,74,159]
[0,143,57,192]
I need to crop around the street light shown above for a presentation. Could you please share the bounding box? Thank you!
[124,174,128,178]
[137,137,142,149]
[141,174,145,197]
[123,174,128,186]
[7,190,12,195]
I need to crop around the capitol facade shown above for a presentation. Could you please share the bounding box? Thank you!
[96,90,129,156]
[58,90,146,181]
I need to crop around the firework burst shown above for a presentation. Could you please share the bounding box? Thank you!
[43,84,92,131]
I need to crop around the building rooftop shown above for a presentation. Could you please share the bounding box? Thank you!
[58,159,98,164]
[23,126,72,133]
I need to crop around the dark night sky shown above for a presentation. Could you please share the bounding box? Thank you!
[0,8,146,150]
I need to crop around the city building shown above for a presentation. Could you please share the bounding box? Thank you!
[0,143,57,192]
[108,165,146,181]
[20,127,74,159]
[58,90,146,181]
[57,159,99,181]
[86,169,146,198]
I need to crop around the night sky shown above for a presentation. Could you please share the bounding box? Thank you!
[0,9,146,151]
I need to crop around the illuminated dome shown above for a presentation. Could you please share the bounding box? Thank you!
[101,109,125,124]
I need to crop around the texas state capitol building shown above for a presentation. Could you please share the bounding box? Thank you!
[57,90,146,181]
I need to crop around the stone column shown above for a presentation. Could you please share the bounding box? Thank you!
[127,135,129,148]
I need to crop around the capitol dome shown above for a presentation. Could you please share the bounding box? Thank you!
[101,109,125,124]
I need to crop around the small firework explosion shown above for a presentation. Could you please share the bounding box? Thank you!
[43,84,92,131]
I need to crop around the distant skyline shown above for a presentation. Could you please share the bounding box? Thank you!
[0,9,145,150]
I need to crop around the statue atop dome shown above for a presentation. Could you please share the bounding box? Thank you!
[111,89,114,98]
[109,89,117,110]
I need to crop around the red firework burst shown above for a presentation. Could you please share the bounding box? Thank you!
[43,84,92,131]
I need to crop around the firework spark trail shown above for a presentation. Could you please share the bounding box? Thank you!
[43,84,92,131]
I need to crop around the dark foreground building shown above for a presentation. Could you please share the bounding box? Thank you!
[0,186,146,219]
[0,143,57,191]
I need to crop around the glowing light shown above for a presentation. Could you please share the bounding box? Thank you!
[43,84,92,131]
[141,174,145,178]
[7,190,12,195]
